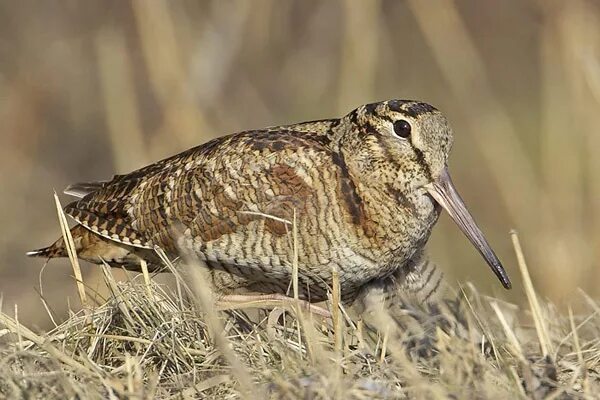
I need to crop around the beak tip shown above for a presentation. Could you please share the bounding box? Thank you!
[494,263,512,289]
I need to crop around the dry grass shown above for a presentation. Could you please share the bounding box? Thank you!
[1,238,599,399]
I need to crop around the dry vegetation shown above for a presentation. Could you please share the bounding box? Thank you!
[1,225,600,399]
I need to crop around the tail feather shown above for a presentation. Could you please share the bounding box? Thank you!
[64,181,107,198]
[26,237,67,259]
[27,224,163,271]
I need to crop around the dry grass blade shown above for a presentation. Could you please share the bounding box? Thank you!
[292,209,299,303]
[53,191,87,308]
[511,230,552,357]
[568,307,587,391]
[491,301,524,361]
[140,259,152,298]
[331,266,342,358]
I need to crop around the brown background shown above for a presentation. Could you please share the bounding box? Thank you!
[1,0,598,330]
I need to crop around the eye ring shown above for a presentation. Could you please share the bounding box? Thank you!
[393,119,411,138]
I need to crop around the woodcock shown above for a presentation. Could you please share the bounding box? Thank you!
[28,100,511,306]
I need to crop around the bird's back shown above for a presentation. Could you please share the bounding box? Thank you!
[65,119,336,246]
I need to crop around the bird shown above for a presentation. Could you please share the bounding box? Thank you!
[28,99,511,310]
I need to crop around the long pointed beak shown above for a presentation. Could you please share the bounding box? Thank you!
[426,167,512,289]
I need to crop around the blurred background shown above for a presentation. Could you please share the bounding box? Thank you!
[1,0,598,330]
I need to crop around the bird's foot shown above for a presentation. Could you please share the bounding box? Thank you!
[216,293,332,318]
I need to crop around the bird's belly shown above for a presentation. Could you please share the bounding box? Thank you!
[182,230,385,302]
[211,247,380,302]
[178,202,439,303]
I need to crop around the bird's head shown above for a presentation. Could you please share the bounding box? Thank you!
[338,99,511,289]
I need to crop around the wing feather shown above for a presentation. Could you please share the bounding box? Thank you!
[62,120,338,253]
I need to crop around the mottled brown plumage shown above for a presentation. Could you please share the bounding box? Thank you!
[28,100,511,304]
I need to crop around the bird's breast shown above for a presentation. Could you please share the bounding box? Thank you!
[354,189,441,268]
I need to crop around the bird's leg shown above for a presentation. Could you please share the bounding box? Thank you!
[216,293,332,318]
[354,249,446,318]
[352,250,450,356]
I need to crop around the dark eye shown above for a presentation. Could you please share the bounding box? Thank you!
[393,119,411,138]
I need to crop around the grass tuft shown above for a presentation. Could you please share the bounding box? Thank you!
[1,260,599,399]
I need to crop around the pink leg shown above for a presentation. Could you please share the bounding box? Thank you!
[216,293,332,318]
